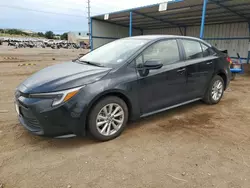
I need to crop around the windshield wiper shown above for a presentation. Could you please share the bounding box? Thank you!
[74,60,104,67]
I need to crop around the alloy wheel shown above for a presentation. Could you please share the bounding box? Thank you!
[211,80,223,101]
[96,103,124,136]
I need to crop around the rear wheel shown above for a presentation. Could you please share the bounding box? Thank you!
[88,96,128,141]
[203,75,224,105]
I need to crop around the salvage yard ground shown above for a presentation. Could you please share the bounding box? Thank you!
[0,45,250,188]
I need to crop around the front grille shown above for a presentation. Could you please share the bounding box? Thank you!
[23,116,41,129]
[20,106,42,132]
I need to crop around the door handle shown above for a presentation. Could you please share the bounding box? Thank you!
[177,68,186,73]
[206,62,213,65]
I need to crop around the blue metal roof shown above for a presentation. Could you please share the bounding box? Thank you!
[91,0,250,30]
[91,0,183,18]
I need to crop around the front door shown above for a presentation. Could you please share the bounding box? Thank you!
[136,39,187,115]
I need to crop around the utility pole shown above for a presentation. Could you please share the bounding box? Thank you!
[87,0,91,44]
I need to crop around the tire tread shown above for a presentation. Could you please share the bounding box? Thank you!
[87,96,128,141]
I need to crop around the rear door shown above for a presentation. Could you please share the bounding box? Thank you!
[199,43,217,89]
[181,39,215,99]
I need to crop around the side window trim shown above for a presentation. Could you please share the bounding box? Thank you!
[176,39,186,61]
[200,42,206,57]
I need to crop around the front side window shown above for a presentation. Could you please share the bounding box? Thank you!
[136,39,180,67]
[182,39,203,60]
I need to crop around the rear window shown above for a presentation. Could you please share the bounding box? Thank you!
[201,43,215,57]
[182,39,203,60]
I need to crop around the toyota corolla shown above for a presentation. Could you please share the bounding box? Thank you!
[15,35,230,141]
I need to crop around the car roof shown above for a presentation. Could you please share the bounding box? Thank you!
[126,35,211,46]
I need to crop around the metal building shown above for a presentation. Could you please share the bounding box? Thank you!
[90,0,250,63]
[68,32,89,45]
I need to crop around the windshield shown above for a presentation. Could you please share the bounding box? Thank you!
[80,39,148,67]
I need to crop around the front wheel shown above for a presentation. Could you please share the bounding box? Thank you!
[88,96,128,141]
[203,75,225,105]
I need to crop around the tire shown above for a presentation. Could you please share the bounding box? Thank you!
[203,75,225,105]
[88,96,128,141]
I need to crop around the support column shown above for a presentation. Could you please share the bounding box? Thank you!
[129,12,133,37]
[140,29,143,35]
[90,18,93,51]
[184,27,187,36]
[200,0,208,39]
[247,22,250,64]
[178,27,183,36]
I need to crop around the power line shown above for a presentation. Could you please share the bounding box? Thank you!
[42,0,86,7]
[0,4,102,18]
[28,0,119,14]
[40,0,117,9]
[0,4,86,18]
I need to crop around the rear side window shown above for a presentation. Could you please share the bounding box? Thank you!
[182,39,203,60]
[201,43,215,57]
[136,39,180,67]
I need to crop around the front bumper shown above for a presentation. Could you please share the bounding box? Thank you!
[15,94,87,137]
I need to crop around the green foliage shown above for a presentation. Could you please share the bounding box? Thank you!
[37,32,45,37]
[0,29,69,40]
[60,32,68,40]
[45,31,54,39]
[0,29,28,36]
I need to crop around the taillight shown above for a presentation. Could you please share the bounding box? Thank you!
[226,57,233,64]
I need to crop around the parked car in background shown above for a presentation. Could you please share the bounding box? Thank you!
[15,35,230,141]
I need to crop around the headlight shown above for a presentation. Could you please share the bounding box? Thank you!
[30,86,84,106]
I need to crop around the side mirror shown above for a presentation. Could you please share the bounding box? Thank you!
[144,60,163,70]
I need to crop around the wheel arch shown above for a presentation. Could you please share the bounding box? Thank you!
[216,70,228,89]
[84,90,133,129]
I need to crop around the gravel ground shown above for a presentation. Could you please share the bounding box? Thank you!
[0,46,250,188]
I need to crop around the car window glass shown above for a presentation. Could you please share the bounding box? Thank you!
[201,43,215,57]
[139,39,180,66]
[80,39,148,67]
[135,55,144,67]
[182,40,203,60]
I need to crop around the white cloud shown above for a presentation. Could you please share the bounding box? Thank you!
[0,0,169,32]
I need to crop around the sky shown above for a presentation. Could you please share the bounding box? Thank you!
[0,0,169,33]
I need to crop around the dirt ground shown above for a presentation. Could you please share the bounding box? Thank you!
[0,45,250,188]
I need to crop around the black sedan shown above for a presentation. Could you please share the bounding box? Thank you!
[15,35,230,141]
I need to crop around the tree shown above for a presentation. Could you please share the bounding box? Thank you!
[4,29,27,35]
[60,32,68,40]
[45,31,54,39]
[37,32,44,37]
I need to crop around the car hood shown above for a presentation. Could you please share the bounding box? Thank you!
[18,61,111,93]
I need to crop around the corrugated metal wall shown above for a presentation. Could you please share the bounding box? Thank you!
[144,27,183,35]
[92,20,249,62]
[144,22,250,62]
[92,19,141,49]
[187,23,249,37]
[92,38,115,49]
